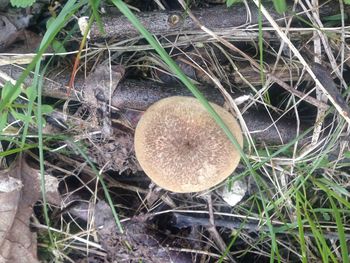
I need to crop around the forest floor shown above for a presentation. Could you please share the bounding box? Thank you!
[0,0,350,262]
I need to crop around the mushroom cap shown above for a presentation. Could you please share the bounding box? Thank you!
[134,96,243,193]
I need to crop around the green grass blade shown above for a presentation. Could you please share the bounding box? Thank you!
[315,178,349,263]
[313,178,350,210]
[30,0,86,246]
[35,63,54,244]
[329,196,349,263]
[89,0,104,34]
[273,0,287,14]
[304,200,339,263]
[296,190,307,263]
[0,145,37,156]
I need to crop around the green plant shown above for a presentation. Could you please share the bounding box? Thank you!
[226,0,287,14]
[226,0,242,7]
[10,0,36,8]
[272,0,286,14]
[0,83,53,133]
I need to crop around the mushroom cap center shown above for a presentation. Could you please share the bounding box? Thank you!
[134,96,243,193]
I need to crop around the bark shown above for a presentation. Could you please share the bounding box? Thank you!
[0,63,308,102]
[172,213,350,240]
[0,64,312,145]
[111,79,225,109]
[0,64,84,101]
[91,2,348,40]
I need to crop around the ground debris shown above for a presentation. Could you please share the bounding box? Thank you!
[88,130,140,173]
[94,201,191,263]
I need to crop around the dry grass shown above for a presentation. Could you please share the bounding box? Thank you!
[0,0,349,262]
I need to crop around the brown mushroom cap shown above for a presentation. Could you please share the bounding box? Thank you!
[134,96,243,193]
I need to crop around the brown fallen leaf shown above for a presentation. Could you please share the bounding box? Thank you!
[0,15,18,51]
[0,156,60,263]
[1,30,43,55]
[83,64,125,108]
[0,6,33,51]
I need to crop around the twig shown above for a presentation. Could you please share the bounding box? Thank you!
[308,0,326,145]
[90,3,350,39]
[205,194,236,262]
[176,0,263,72]
[268,75,328,110]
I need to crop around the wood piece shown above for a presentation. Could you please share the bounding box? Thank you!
[269,75,328,110]
[0,64,84,101]
[311,63,350,116]
[172,213,350,240]
[111,80,311,145]
[91,4,272,39]
[0,63,317,107]
[243,109,310,145]
[0,64,312,145]
[91,2,348,40]
[0,64,226,106]
[111,79,225,109]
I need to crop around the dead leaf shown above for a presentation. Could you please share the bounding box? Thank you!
[84,64,125,108]
[0,156,42,262]
[3,30,43,55]
[0,15,18,51]
[0,1,9,11]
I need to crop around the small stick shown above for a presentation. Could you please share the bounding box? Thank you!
[205,194,236,262]
[311,63,350,116]
[269,74,329,110]
[68,16,94,96]
[90,3,349,40]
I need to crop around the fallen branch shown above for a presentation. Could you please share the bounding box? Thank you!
[172,213,350,241]
[91,2,348,40]
[0,63,322,109]
[0,64,316,145]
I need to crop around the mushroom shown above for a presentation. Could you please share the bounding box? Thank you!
[134,96,243,193]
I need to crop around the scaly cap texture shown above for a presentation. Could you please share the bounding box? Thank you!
[134,96,243,193]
